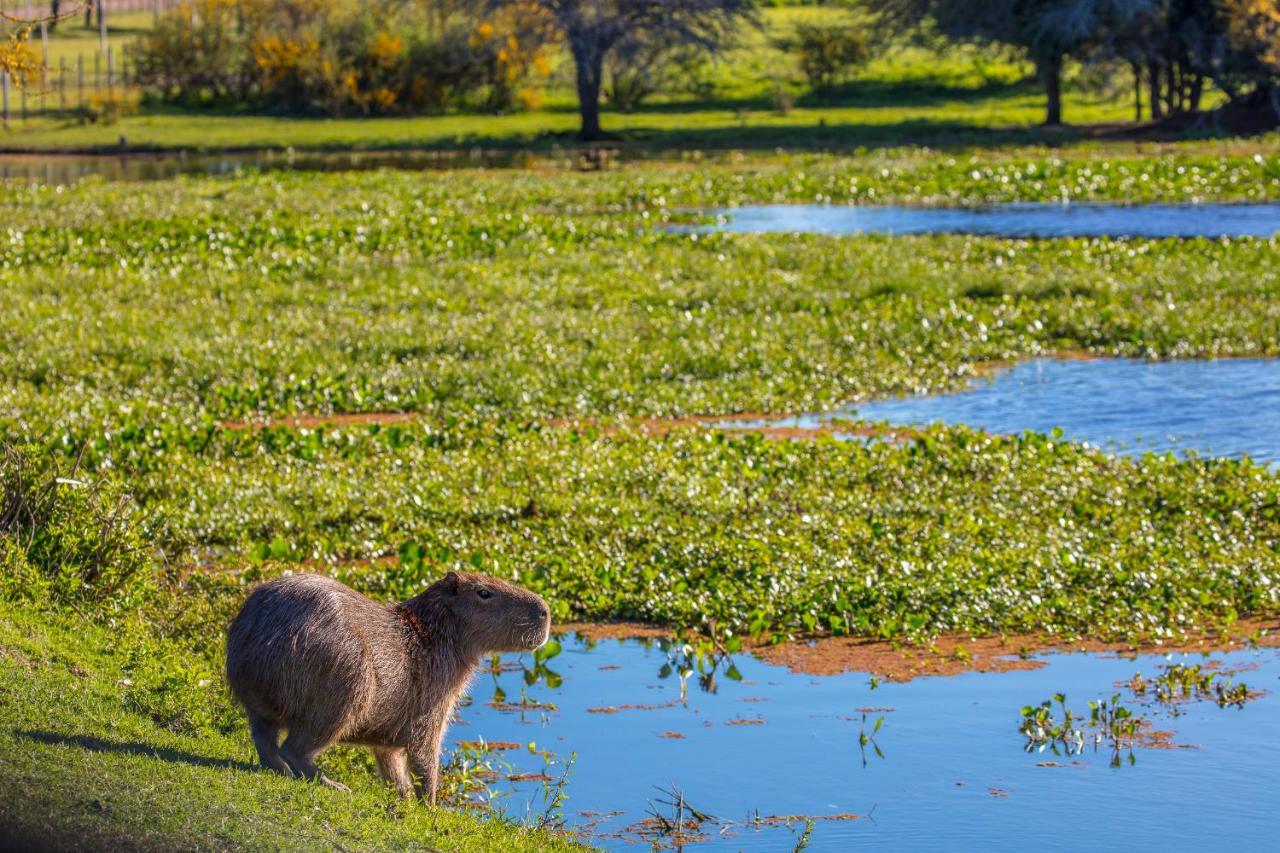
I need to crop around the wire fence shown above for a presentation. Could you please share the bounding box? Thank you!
[3,1,187,127]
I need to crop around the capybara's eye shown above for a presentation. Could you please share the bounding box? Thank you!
[476,588,493,600]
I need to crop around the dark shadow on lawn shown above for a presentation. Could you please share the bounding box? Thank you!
[17,729,254,772]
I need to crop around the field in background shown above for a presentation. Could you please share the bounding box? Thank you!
[2,4,1141,151]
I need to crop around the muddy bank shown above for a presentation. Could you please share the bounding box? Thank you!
[556,618,1280,682]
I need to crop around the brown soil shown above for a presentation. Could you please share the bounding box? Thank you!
[218,412,424,430]
[557,621,672,641]
[457,740,522,751]
[489,699,557,712]
[558,617,1280,682]
[586,701,682,714]
[751,813,861,826]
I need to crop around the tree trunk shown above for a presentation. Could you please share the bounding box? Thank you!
[571,39,605,141]
[1147,60,1163,120]
[1130,60,1142,121]
[1037,54,1063,126]
[1188,73,1203,114]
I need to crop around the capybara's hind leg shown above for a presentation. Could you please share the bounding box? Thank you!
[248,714,292,776]
[279,729,350,793]
[374,747,414,799]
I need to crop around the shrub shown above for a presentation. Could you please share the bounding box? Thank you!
[0,444,152,610]
[134,0,554,116]
[780,21,870,94]
[74,89,141,125]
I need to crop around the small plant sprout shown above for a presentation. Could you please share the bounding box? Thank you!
[858,713,886,767]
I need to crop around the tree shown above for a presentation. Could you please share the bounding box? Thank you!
[489,0,756,140]
[867,0,1148,125]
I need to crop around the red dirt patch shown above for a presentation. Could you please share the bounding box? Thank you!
[752,813,861,825]
[457,740,522,751]
[586,701,682,714]
[219,412,423,430]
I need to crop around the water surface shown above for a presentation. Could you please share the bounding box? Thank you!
[769,358,1280,465]
[709,203,1280,238]
[458,636,1280,850]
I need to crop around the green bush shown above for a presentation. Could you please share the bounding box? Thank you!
[134,0,553,116]
[0,444,152,610]
[780,21,870,94]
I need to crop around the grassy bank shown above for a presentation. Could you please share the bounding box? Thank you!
[0,599,582,851]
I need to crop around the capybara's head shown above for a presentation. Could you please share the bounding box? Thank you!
[425,571,551,653]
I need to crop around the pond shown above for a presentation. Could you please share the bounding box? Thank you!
[755,358,1280,465]
[705,203,1280,239]
[456,632,1280,850]
[0,147,633,183]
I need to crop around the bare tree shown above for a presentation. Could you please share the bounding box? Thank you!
[490,0,756,140]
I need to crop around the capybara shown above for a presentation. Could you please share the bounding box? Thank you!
[226,571,551,802]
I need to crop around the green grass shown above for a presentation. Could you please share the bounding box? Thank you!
[5,5,1141,153]
[0,601,583,851]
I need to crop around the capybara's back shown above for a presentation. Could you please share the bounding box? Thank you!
[226,574,384,787]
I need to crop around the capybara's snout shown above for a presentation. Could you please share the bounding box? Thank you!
[522,596,552,650]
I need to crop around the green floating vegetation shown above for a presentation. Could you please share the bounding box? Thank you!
[3,156,1280,435]
[110,421,1280,642]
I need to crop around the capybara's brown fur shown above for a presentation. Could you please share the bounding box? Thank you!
[226,571,550,802]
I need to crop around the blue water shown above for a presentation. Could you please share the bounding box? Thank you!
[707,203,1280,238]
[759,358,1280,465]
[455,636,1280,850]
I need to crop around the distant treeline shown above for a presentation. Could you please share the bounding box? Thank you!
[868,0,1280,126]
[122,0,1279,137]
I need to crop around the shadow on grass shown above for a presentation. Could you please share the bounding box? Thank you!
[17,729,254,772]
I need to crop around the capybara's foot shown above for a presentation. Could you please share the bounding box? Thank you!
[319,774,351,793]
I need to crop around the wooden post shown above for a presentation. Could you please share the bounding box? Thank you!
[94,51,100,100]
[2,74,9,130]
[108,45,115,97]
[40,21,49,114]
[60,57,67,111]
[99,0,108,55]
[79,53,85,106]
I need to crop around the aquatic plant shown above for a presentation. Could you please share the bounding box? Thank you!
[1129,663,1260,710]
[1019,693,1143,767]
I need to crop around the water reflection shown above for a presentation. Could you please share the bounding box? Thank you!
[707,202,1280,238]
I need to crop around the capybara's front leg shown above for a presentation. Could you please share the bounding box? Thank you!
[410,720,449,805]
[375,747,414,799]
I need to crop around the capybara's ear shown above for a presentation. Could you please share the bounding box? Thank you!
[443,571,460,594]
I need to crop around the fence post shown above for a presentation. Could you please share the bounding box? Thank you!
[2,74,9,131]
[60,57,67,111]
[95,51,100,100]
[108,46,115,97]
[20,80,26,122]
[99,0,109,55]
[79,53,85,107]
